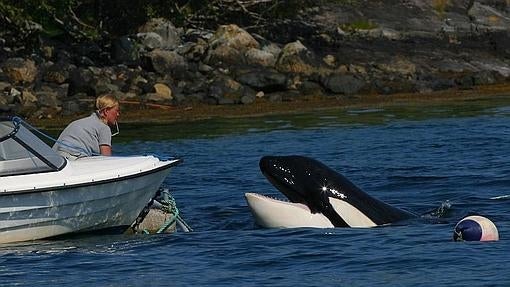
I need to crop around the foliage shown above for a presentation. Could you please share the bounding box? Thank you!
[432,0,448,17]
[340,20,378,32]
[0,0,100,44]
[0,0,344,50]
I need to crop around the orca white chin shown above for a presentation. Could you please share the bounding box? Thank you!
[245,193,334,228]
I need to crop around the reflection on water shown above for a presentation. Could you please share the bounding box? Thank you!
[115,95,510,142]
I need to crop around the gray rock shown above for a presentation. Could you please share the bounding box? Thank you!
[0,96,10,112]
[455,74,475,89]
[208,76,244,104]
[68,68,95,96]
[138,18,181,50]
[146,50,188,78]
[205,45,244,66]
[136,32,163,50]
[2,58,37,85]
[112,36,140,65]
[275,40,316,74]
[321,74,365,95]
[178,40,208,61]
[298,80,325,97]
[0,82,12,102]
[241,87,257,105]
[94,83,119,96]
[236,69,287,92]
[473,70,499,85]
[42,62,72,84]
[268,92,283,102]
[61,100,82,116]
[245,48,276,67]
[35,90,60,108]
[240,94,256,104]
[468,2,510,31]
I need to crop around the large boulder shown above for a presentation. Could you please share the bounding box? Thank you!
[236,69,288,92]
[154,83,172,98]
[468,1,510,31]
[206,45,244,66]
[209,24,260,51]
[112,36,140,66]
[138,18,181,50]
[2,58,37,85]
[136,32,164,51]
[245,48,276,67]
[275,41,316,74]
[206,24,260,65]
[321,73,365,95]
[68,68,95,96]
[146,49,188,78]
[376,58,417,78]
[42,62,74,84]
[208,76,244,104]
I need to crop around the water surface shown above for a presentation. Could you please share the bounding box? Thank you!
[2,99,510,286]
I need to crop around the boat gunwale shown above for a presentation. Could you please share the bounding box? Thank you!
[0,158,182,196]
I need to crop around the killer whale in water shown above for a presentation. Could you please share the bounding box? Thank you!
[245,155,417,228]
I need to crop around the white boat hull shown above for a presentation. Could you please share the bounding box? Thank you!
[0,157,179,244]
[0,117,182,244]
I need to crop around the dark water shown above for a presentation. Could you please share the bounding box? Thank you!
[3,101,510,286]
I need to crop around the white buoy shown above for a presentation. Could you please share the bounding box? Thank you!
[453,215,499,242]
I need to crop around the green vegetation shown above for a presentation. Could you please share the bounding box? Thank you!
[0,0,352,50]
[0,0,176,43]
[432,0,448,17]
[339,20,378,32]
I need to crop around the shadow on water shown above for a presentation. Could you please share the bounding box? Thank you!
[113,97,510,142]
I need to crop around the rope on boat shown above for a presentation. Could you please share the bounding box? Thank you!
[131,187,193,234]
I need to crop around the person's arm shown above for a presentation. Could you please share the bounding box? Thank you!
[100,144,112,156]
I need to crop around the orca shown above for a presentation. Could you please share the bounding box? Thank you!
[245,155,417,228]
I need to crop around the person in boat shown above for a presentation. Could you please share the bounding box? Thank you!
[53,94,121,160]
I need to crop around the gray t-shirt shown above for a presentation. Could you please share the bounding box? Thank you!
[53,113,111,157]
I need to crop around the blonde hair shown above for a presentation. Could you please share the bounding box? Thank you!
[96,94,119,111]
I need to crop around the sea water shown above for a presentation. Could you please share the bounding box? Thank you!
[1,101,510,286]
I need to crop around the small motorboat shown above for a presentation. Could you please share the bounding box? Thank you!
[0,116,181,244]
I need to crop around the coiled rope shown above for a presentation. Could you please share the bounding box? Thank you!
[131,188,192,234]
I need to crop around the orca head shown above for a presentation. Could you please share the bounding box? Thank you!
[252,155,416,228]
[259,155,360,226]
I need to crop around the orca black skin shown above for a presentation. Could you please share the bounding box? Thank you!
[259,155,417,227]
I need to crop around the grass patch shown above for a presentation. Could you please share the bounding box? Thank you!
[432,0,448,17]
[340,20,378,32]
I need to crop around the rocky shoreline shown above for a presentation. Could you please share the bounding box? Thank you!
[2,1,510,125]
[31,84,510,129]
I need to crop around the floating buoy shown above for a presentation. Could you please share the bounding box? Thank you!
[453,215,499,242]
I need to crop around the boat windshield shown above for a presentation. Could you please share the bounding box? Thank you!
[0,117,66,176]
